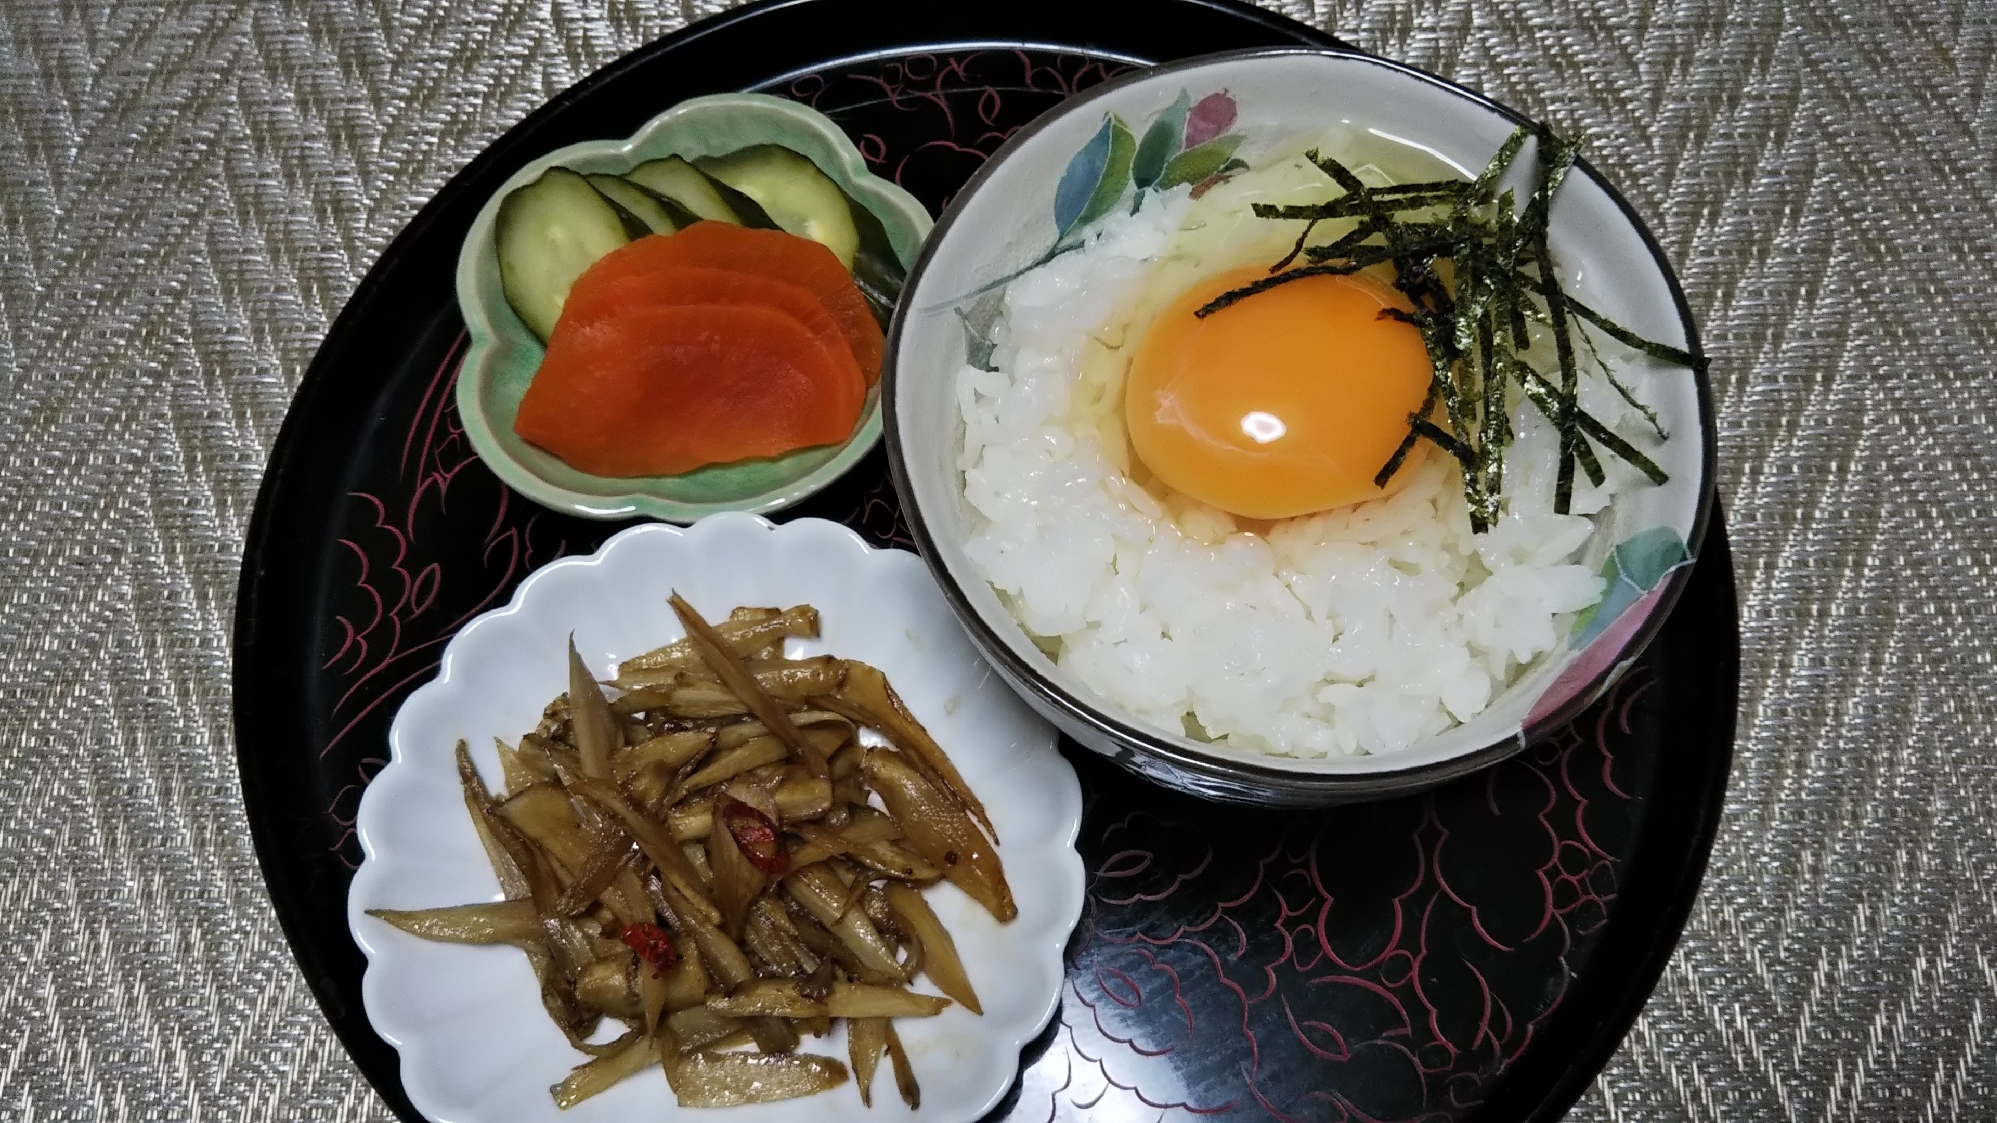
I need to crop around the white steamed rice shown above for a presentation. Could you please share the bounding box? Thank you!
[954,150,1656,758]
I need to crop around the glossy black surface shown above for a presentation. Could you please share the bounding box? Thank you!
[232,2,1737,1120]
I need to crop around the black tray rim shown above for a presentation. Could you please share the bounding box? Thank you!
[229,3,1738,1121]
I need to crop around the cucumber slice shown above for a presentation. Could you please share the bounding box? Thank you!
[626,157,744,226]
[696,170,781,231]
[846,195,906,329]
[696,145,861,269]
[496,167,631,341]
[586,173,686,236]
[622,180,706,232]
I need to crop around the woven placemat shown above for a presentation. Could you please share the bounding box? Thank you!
[2,0,1991,1118]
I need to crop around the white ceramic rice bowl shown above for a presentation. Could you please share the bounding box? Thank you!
[882,48,1715,805]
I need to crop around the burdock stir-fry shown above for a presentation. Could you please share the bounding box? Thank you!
[368,596,1011,1110]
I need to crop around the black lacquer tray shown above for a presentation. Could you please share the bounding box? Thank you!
[232,2,1740,1120]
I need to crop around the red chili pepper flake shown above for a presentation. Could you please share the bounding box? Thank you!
[618,923,679,976]
[722,800,790,875]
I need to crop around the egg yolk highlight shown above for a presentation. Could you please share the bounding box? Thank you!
[1125,264,1434,521]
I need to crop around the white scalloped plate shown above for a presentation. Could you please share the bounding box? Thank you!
[348,514,1082,1123]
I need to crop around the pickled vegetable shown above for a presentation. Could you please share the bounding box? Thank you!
[697,145,861,268]
[512,303,864,477]
[576,222,883,384]
[494,167,632,341]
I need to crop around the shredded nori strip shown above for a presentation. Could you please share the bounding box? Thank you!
[1192,125,1696,530]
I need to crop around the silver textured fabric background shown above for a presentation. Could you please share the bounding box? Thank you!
[1,0,1990,1118]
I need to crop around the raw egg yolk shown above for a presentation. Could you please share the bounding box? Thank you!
[1125,264,1433,520]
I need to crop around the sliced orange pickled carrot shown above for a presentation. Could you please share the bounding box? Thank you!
[559,266,864,414]
[573,223,884,385]
[513,303,863,478]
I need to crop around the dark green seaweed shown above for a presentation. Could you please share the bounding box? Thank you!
[1193,125,1695,530]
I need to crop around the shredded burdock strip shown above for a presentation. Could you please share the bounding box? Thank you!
[367,602,1007,1112]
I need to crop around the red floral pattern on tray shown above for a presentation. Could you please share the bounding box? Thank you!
[789,50,1135,211]
[307,49,1671,1120]
[1029,682,1654,1122]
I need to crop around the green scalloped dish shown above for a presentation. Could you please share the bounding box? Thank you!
[455,93,933,522]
